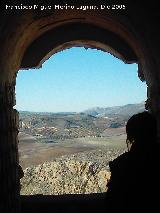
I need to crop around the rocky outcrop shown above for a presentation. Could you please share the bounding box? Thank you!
[20,148,126,195]
[21,159,110,195]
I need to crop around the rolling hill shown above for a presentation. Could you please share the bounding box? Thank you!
[83,102,145,118]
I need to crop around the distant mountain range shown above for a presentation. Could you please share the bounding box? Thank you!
[19,102,146,140]
[83,102,145,118]
[19,102,145,117]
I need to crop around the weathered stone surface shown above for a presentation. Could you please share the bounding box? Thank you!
[0,83,20,213]
[21,159,110,195]
[20,148,126,195]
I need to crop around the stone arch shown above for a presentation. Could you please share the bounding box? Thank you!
[16,12,155,116]
[11,11,158,104]
[20,22,138,69]
[0,11,150,82]
[18,13,146,77]
[0,7,160,213]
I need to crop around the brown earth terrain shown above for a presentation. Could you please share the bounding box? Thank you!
[18,127,126,169]
[19,128,127,195]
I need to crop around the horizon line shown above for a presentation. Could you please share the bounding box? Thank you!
[15,101,145,114]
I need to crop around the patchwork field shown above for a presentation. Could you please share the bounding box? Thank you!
[18,103,144,194]
[18,127,126,169]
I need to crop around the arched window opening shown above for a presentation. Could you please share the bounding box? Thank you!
[16,47,147,195]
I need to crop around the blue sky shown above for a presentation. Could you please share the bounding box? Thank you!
[15,47,147,112]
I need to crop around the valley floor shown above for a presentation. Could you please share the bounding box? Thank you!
[19,128,127,195]
[18,128,127,169]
